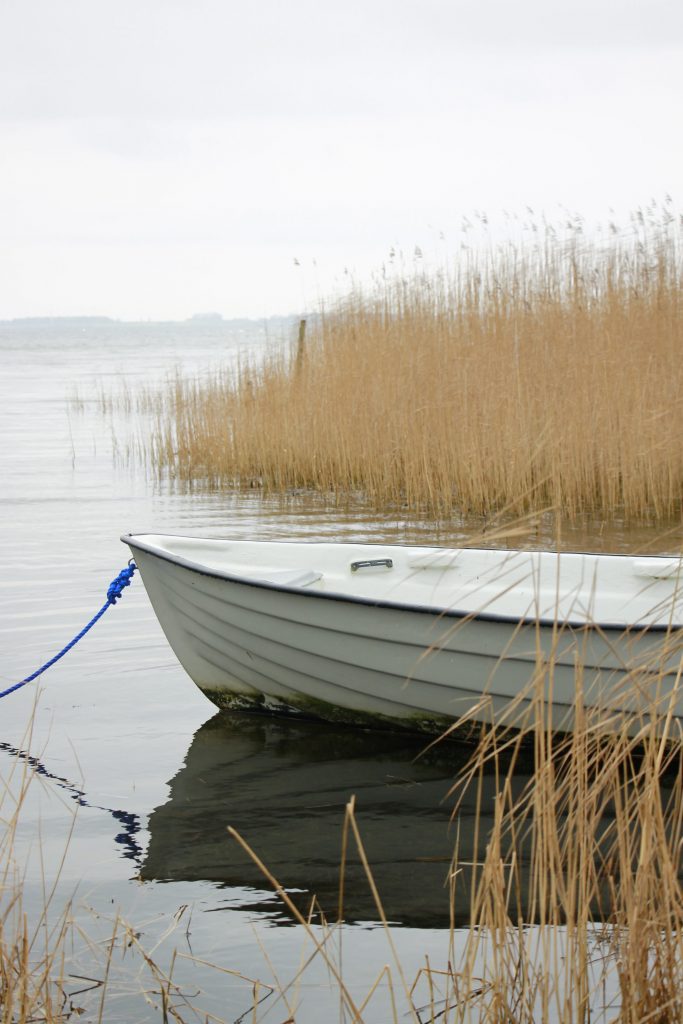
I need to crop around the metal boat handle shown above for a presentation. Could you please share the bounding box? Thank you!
[350,558,393,573]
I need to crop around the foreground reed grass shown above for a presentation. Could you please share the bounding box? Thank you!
[0,724,252,1023]
[144,209,683,522]
[227,643,683,1023]
[0,741,71,1023]
[441,705,683,1022]
[5,658,683,1021]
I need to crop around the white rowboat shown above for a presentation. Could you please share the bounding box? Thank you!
[123,533,683,733]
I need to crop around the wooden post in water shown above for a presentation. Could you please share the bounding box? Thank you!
[295,318,307,375]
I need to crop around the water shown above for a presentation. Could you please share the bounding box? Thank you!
[0,320,474,1022]
[0,320,674,1021]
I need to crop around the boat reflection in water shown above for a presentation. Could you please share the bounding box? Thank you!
[141,712,530,927]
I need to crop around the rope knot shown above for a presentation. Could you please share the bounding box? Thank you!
[107,562,137,604]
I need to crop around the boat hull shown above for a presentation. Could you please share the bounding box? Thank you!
[127,542,683,734]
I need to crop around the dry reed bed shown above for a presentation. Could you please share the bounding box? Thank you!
[229,657,683,1023]
[0,731,235,1023]
[0,751,70,1023]
[145,217,683,521]
[4,659,683,1021]
[443,692,683,1024]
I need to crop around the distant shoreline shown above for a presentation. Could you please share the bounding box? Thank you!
[0,314,298,328]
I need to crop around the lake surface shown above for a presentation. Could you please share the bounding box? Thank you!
[0,319,677,1021]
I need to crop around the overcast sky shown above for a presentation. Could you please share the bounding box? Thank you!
[1,0,681,320]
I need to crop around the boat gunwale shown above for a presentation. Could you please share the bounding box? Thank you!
[122,532,683,636]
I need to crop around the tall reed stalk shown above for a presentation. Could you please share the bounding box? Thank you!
[0,728,247,1022]
[147,211,683,521]
[440,685,683,1022]
[230,640,683,1022]
[0,724,73,1023]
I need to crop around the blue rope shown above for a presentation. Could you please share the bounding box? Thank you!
[0,561,137,700]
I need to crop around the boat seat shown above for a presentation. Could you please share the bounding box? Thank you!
[631,558,683,580]
[247,569,323,588]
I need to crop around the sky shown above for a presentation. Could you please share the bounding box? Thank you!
[1,0,682,320]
